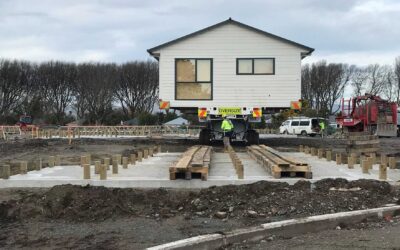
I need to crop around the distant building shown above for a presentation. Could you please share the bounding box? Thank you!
[163,117,189,126]
[123,118,139,126]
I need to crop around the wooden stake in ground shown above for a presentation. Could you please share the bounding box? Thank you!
[94,161,101,174]
[389,157,396,169]
[336,153,342,165]
[122,157,128,169]
[347,156,354,169]
[100,164,107,180]
[369,153,376,165]
[36,158,42,171]
[80,155,88,167]
[299,145,304,152]
[362,159,369,174]
[48,156,55,168]
[55,155,61,166]
[326,150,332,161]
[104,158,110,170]
[83,164,90,179]
[116,154,122,165]
[112,160,118,174]
[351,153,358,164]
[143,149,149,159]
[149,148,154,157]
[20,161,28,174]
[86,154,92,165]
[379,164,387,180]
[311,147,317,156]
[157,145,161,154]
[381,154,388,166]
[317,148,324,159]
[130,154,136,165]
[368,157,374,170]
[137,151,143,162]
[1,165,10,179]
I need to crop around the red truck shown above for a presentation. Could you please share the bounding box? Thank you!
[336,94,398,137]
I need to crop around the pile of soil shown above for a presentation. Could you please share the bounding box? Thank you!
[0,179,398,223]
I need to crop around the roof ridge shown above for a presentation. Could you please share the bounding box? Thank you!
[147,18,314,57]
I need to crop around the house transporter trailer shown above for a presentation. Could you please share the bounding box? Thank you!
[148,18,313,144]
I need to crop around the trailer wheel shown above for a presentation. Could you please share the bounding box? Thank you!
[246,130,259,145]
[199,129,211,145]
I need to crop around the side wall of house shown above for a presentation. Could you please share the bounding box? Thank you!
[154,23,308,109]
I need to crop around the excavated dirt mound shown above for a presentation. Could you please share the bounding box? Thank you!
[0,179,398,223]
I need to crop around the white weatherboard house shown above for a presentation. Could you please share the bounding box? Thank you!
[148,18,313,111]
[148,18,313,144]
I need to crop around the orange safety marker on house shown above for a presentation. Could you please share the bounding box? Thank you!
[290,101,302,110]
[198,108,207,118]
[159,101,170,110]
[252,108,261,118]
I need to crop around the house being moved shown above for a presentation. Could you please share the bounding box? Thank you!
[148,18,313,144]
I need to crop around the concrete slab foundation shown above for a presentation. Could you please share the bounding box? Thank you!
[1,151,399,188]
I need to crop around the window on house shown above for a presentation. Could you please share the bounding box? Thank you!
[176,58,212,100]
[237,58,275,75]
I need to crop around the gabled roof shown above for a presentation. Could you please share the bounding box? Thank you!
[164,117,189,126]
[147,18,314,58]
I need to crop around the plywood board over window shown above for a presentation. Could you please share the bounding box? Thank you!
[175,58,212,100]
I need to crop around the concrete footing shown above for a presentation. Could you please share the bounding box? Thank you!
[148,205,400,250]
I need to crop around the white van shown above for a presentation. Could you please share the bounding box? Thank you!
[279,117,325,136]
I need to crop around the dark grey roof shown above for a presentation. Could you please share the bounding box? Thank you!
[147,18,314,58]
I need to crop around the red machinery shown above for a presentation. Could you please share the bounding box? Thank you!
[16,115,33,131]
[336,94,398,137]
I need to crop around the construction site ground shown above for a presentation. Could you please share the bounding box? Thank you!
[229,215,400,249]
[0,136,400,249]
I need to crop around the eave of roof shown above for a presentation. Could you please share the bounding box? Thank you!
[147,18,314,58]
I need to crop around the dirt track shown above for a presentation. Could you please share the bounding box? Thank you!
[0,179,399,249]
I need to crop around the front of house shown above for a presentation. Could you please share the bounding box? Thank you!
[148,18,314,113]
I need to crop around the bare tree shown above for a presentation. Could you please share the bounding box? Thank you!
[351,66,368,96]
[325,63,353,114]
[36,61,76,124]
[115,61,159,118]
[0,59,31,117]
[76,63,117,124]
[364,64,389,95]
[301,61,352,116]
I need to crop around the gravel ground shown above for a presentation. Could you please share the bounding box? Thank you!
[229,216,400,250]
[0,179,399,249]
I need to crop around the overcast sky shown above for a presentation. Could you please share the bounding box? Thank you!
[0,0,399,66]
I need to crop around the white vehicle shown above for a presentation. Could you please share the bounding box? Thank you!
[279,117,325,136]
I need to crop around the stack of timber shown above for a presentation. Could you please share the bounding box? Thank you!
[169,145,212,181]
[247,145,312,179]
[346,132,380,156]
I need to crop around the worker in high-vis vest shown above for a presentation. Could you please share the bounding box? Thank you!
[319,120,325,138]
[221,116,234,151]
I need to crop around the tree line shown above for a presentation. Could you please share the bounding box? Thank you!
[2,56,400,125]
[301,56,400,117]
[0,59,159,125]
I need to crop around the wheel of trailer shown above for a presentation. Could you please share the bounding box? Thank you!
[199,129,211,145]
[283,130,288,135]
[246,130,259,145]
[300,130,307,136]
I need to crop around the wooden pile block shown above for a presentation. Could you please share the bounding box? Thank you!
[169,145,212,181]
